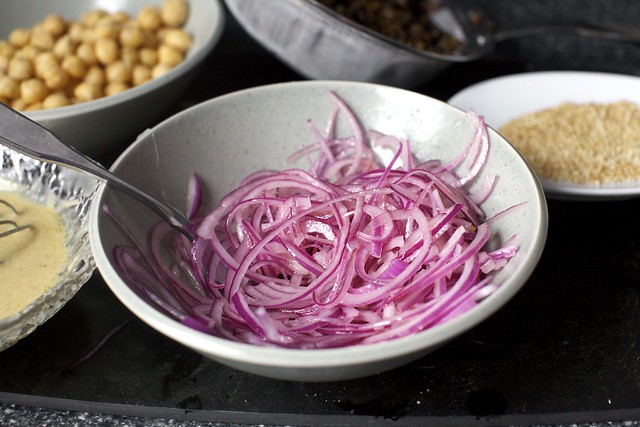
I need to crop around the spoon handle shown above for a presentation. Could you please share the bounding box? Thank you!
[0,102,193,240]
[496,22,640,44]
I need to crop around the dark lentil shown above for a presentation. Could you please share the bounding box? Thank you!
[316,0,462,54]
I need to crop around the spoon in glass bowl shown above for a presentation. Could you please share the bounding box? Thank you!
[0,102,194,241]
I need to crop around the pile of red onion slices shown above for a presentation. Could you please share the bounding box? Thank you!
[109,92,520,349]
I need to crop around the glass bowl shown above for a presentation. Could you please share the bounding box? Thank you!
[0,146,97,352]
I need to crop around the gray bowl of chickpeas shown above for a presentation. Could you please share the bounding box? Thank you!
[0,0,225,154]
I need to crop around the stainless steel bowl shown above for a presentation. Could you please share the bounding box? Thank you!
[223,0,490,88]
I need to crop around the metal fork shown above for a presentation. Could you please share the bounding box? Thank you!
[0,199,31,239]
[0,102,194,241]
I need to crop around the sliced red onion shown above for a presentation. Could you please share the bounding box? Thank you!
[110,94,521,349]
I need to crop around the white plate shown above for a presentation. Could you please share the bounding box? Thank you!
[448,71,640,200]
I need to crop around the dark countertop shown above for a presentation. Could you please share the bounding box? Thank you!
[4,1,640,426]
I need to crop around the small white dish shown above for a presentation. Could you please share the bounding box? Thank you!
[448,71,640,200]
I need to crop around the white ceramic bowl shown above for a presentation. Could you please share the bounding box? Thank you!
[0,0,225,155]
[448,71,640,200]
[90,81,548,381]
[0,146,98,351]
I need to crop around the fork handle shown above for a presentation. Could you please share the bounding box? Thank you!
[0,102,193,239]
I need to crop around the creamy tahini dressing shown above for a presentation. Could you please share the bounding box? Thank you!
[0,191,66,318]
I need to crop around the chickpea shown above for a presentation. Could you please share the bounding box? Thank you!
[20,78,48,103]
[138,48,158,67]
[94,38,119,65]
[141,30,160,49]
[43,92,71,109]
[30,30,55,51]
[41,14,67,37]
[0,75,19,99]
[132,64,151,86]
[35,56,69,91]
[120,26,144,48]
[61,55,85,79]
[11,98,28,110]
[7,57,34,81]
[76,42,97,66]
[0,41,15,58]
[105,81,129,96]
[31,23,47,36]
[137,6,162,32]
[24,102,43,111]
[0,56,9,75]
[157,44,182,67]
[33,52,59,78]
[53,35,76,59]
[73,81,101,102]
[44,68,70,91]
[82,9,107,27]
[120,47,138,66]
[34,50,56,66]
[112,11,131,24]
[84,65,105,86]
[67,22,85,43]
[162,28,191,51]
[151,63,172,79]
[157,27,169,43]
[161,0,188,27]
[105,61,132,84]
[8,28,30,48]
[93,18,118,39]
[16,45,41,61]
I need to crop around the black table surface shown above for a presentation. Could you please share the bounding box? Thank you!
[4,1,640,426]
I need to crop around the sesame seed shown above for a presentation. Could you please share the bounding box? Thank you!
[499,102,640,185]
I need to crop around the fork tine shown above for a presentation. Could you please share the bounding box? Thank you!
[0,199,31,238]
[0,219,31,238]
[0,199,19,215]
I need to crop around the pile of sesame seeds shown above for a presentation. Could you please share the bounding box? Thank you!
[499,101,640,186]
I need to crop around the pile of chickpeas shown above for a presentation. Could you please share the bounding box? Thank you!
[0,0,192,111]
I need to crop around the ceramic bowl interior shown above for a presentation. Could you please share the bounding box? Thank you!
[0,0,225,155]
[90,81,548,381]
[0,147,98,352]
